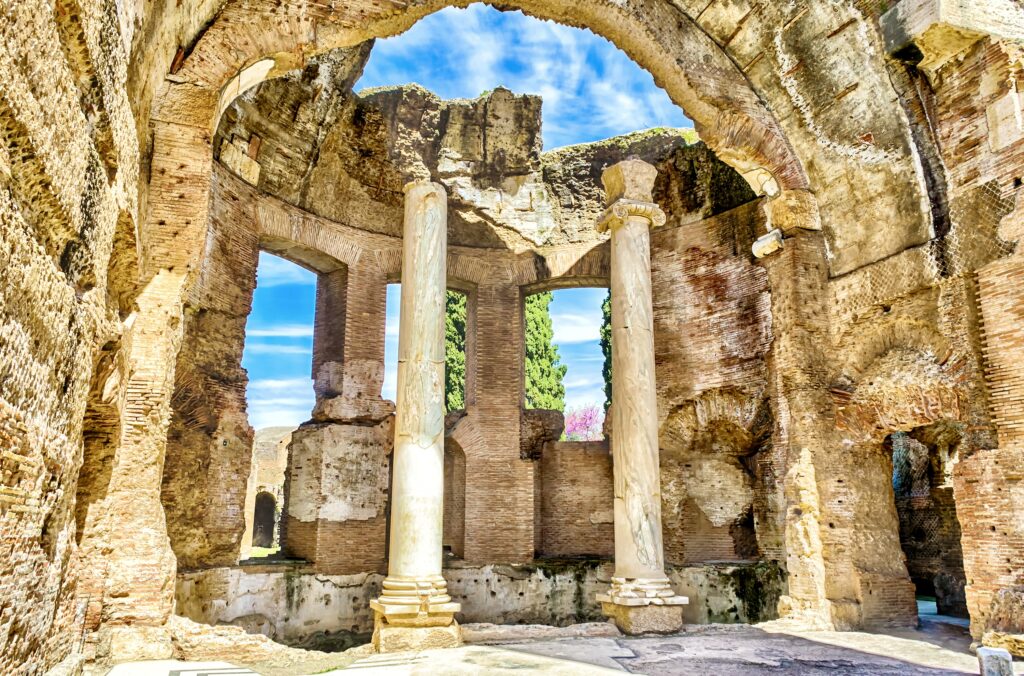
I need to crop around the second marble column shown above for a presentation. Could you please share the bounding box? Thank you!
[595,159,688,634]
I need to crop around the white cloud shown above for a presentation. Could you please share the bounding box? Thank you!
[244,344,312,355]
[256,252,316,287]
[246,379,315,430]
[247,325,314,337]
[356,6,688,150]
[564,374,602,389]
[551,312,602,344]
[248,377,312,391]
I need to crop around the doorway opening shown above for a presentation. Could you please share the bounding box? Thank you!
[887,424,969,626]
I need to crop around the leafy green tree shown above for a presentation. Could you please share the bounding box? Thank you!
[445,291,467,413]
[524,291,567,411]
[600,291,612,410]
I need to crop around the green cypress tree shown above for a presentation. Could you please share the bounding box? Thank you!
[444,290,467,413]
[524,291,567,411]
[600,290,612,410]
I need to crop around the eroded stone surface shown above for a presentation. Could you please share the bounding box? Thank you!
[6,0,1024,671]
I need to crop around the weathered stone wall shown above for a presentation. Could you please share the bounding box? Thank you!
[162,167,260,570]
[0,0,145,670]
[920,33,1024,645]
[8,0,1024,669]
[175,560,785,649]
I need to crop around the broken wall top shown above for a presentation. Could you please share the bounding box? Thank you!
[214,54,756,252]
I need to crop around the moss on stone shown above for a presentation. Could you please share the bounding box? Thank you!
[721,561,786,623]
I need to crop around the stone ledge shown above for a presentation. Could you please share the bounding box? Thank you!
[373,618,462,653]
[881,0,1024,75]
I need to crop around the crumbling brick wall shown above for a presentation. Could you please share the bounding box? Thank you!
[651,201,774,565]
[162,168,260,570]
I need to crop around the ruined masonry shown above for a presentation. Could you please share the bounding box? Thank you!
[3,0,1024,672]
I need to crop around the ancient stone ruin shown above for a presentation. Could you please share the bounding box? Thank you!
[4,0,1024,673]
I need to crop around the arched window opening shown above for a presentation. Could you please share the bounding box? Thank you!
[240,252,316,562]
[443,439,467,560]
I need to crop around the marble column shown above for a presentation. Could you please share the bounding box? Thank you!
[370,180,461,652]
[595,159,688,634]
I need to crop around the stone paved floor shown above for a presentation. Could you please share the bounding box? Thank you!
[110,622,1024,675]
[342,622,1023,675]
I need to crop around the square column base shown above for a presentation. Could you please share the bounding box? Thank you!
[372,613,462,653]
[600,601,686,635]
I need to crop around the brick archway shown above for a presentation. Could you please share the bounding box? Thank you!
[115,0,934,632]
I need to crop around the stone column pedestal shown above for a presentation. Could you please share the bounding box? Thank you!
[370,179,461,652]
[595,159,688,634]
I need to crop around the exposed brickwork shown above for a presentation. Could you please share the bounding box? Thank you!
[163,168,260,569]
[538,442,614,558]
[8,0,1024,670]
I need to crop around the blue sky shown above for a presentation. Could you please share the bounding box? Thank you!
[244,7,687,429]
[356,5,688,149]
[243,256,608,429]
[242,253,317,429]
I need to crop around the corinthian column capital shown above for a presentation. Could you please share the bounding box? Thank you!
[598,199,667,232]
[597,158,665,232]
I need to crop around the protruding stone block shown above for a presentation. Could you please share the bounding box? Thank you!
[103,626,174,662]
[881,0,1024,75]
[977,646,1014,676]
[373,617,463,653]
[600,602,684,635]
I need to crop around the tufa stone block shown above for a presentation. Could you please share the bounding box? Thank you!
[600,602,684,635]
[373,618,463,653]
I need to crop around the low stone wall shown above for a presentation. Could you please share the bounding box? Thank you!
[175,559,786,650]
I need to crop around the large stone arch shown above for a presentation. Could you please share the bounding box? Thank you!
[150,0,937,275]
[165,0,806,188]
[114,0,937,635]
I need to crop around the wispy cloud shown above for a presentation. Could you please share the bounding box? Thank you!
[245,344,312,355]
[565,387,605,411]
[256,252,317,287]
[246,380,315,429]
[565,374,602,389]
[248,404,312,430]
[247,325,315,338]
[249,377,312,391]
[551,312,602,344]
[356,5,690,149]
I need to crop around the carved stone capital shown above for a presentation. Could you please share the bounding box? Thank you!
[597,199,667,233]
[403,177,447,202]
